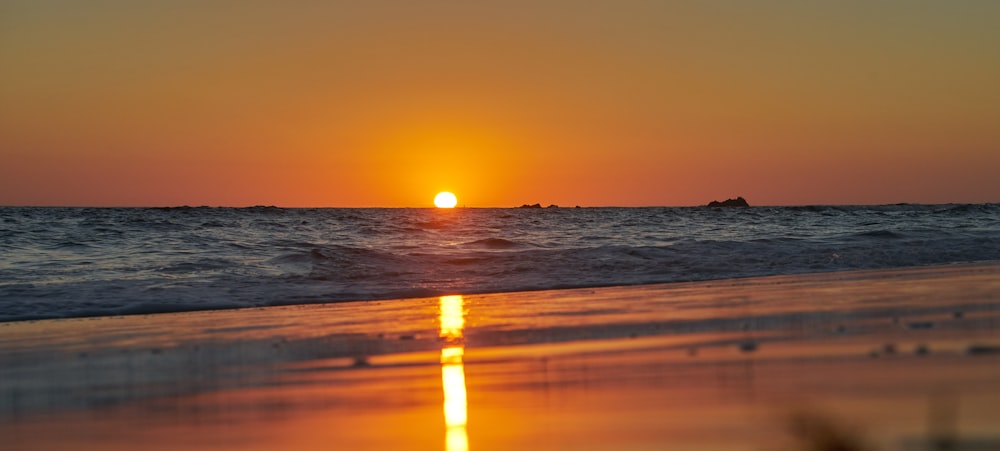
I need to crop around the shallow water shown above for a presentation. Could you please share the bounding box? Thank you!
[2,204,999,321]
[3,264,999,450]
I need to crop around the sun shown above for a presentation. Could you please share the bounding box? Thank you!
[434,192,458,208]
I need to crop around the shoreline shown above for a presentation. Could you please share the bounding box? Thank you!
[5,260,999,324]
[3,262,1000,450]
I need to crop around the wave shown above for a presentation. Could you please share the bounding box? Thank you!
[461,238,525,249]
[934,203,1000,215]
[854,230,905,239]
[3,205,1000,322]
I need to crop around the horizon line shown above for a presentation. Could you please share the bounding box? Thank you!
[2,201,997,209]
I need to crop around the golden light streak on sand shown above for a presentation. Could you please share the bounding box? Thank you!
[442,347,469,451]
[440,295,469,451]
[439,294,465,340]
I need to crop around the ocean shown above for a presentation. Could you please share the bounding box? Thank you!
[1,204,999,322]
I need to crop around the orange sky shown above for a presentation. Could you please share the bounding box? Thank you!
[1,1,998,207]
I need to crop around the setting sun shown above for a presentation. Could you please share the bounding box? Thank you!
[434,192,458,208]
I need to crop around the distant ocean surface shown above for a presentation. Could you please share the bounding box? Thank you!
[2,205,999,322]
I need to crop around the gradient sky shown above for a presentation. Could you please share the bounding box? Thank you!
[2,1,998,207]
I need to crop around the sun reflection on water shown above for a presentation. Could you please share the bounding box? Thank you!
[439,295,468,451]
[440,295,465,340]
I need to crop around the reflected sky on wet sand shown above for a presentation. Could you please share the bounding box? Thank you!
[2,264,1000,450]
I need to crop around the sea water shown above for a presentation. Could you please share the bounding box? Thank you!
[1,204,999,322]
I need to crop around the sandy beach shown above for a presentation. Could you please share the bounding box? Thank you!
[2,263,1000,450]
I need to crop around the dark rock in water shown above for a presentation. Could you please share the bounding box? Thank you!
[738,339,758,352]
[519,203,543,208]
[706,197,749,207]
[352,356,371,367]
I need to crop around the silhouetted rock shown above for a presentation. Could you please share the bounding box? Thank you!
[706,197,749,207]
[519,203,543,208]
[546,204,559,208]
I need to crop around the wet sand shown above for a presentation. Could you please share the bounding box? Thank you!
[2,263,1000,450]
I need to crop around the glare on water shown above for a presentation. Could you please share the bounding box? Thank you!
[440,295,468,451]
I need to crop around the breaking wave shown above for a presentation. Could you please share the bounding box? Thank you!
[1,204,999,321]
